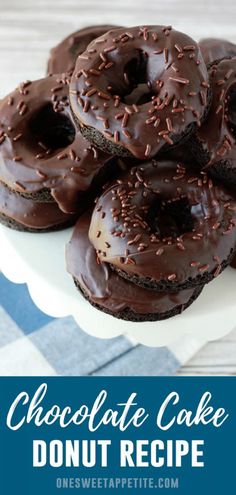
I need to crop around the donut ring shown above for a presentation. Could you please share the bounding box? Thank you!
[0,181,75,232]
[70,25,210,160]
[189,58,236,187]
[0,75,113,215]
[199,38,236,65]
[47,25,121,75]
[66,210,204,321]
[89,160,236,291]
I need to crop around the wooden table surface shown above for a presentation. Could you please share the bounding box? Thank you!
[0,0,235,375]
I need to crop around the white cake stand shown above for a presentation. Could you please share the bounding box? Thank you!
[0,223,235,347]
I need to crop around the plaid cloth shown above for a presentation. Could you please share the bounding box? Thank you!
[0,273,203,376]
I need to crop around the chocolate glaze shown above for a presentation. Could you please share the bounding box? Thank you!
[0,75,113,214]
[47,25,121,74]
[199,38,236,65]
[70,25,209,160]
[194,58,236,172]
[0,181,73,229]
[89,160,236,290]
[66,210,202,317]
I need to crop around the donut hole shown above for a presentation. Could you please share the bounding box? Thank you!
[108,50,156,105]
[146,198,194,239]
[29,103,75,153]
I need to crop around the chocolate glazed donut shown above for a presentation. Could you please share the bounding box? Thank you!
[66,210,204,321]
[47,25,121,75]
[199,38,236,65]
[89,160,236,291]
[70,25,210,160]
[188,58,236,187]
[0,182,74,232]
[0,75,117,231]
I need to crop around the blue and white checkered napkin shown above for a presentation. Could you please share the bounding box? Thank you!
[0,274,203,376]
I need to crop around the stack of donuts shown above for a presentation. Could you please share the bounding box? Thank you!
[1,25,236,321]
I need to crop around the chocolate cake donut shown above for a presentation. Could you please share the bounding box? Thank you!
[199,38,236,65]
[70,25,210,160]
[0,75,116,231]
[0,182,74,232]
[66,210,204,321]
[89,160,236,291]
[47,25,121,75]
[188,57,236,187]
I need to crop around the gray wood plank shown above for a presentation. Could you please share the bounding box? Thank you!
[177,328,236,375]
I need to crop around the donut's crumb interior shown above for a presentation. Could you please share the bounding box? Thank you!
[108,50,156,105]
[146,197,194,239]
[29,103,75,152]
